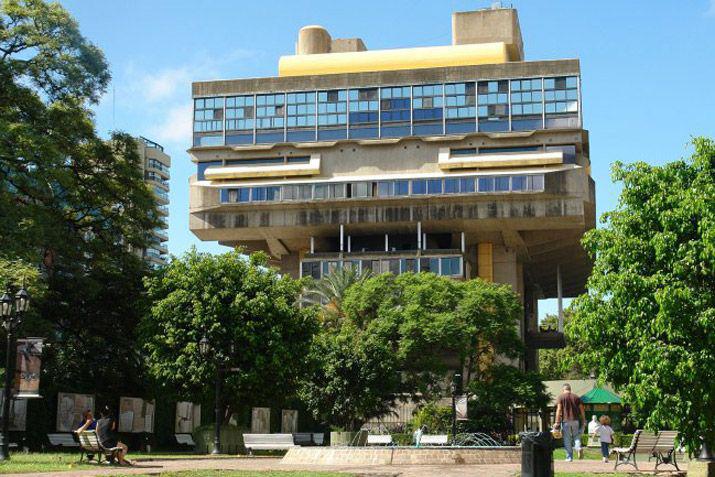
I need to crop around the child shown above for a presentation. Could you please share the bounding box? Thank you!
[594,415,614,463]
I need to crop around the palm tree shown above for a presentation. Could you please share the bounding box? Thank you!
[301,266,371,327]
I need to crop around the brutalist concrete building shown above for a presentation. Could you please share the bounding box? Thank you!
[189,6,595,369]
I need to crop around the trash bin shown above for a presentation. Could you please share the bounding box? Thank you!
[520,432,554,477]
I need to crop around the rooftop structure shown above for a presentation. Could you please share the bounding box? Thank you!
[188,6,595,370]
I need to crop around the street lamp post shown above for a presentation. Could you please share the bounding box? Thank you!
[199,336,237,455]
[451,372,462,445]
[0,286,30,461]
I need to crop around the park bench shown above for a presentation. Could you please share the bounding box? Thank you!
[312,433,325,445]
[367,434,394,446]
[611,429,680,471]
[420,434,449,446]
[0,434,18,449]
[243,433,297,454]
[76,430,122,464]
[175,433,196,449]
[293,432,325,446]
[47,433,79,449]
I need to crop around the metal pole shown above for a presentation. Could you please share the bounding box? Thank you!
[451,386,457,445]
[557,264,564,332]
[212,367,221,455]
[0,326,13,461]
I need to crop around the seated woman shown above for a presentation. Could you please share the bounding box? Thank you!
[75,409,97,432]
[95,406,132,466]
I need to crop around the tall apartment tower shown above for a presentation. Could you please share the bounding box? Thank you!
[136,136,170,267]
[189,7,595,369]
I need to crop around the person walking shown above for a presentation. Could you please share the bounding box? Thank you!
[553,383,586,462]
[594,415,614,463]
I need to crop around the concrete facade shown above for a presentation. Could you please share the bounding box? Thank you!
[188,6,595,371]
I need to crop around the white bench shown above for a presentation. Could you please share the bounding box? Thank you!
[48,433,79,448]
[420,434,449,446]
[175,433,196,447]
[243,433,297,454]
[77,431,122,464]
[312,433,325,446]
[367,434,393,446]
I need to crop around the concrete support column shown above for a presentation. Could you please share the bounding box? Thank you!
[417,221,422,251]
[460,232,465,253]
[557,264,564,332]
[347,235,351,253]
[477,242,493,282]
[310,236,314,254]
[339,224,344,252]
[385,233,389,252]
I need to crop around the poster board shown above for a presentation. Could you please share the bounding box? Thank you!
[56,392,95,432]
[14,338,43,398]
[175,401,201,433]
[455,395,468,421]
[119,397,155,433]
[251,407,270,434]
[0,390,27,431]
[281,409,298,434]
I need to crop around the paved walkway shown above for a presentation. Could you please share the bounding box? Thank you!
[2,456,687,477]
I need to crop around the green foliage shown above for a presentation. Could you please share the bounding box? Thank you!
[301,272,545,431]
[538,312,590,380]
[300,266,371,326]
[141,249,318,417]
[571,137,715,451]
[411,402,453,433]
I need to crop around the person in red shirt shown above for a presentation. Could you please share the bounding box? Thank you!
[553,383,586,462]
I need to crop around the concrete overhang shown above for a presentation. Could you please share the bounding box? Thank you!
[204,155,321,180]
[438,148,564,170]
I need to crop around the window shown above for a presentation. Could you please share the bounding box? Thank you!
[510,79,543,131]
[380,86,411,137]
[544,76,579,129]
[255,94,285,143]
[445,82,476,134]
[314,183,345,200]
[251,186,280,201]
[394,180,409,196]
[226,157,284,165]
[401,258,417,273]
[528,175,544,191]
[361,259,380,273]
[545,145,577,163]
[444,177,475,194]
[478,177,495,192]
[412,84,444,135]
[302,261,321,279]
[377,181,393,197]
[411,179,427,195]
[286,92,316,142]
[479,145,542,154]
[351,182,371,198]
[317,90,348,140]
[440,257,461,276]
[427,179,443,194]
[495,176,510,191]
[511,175,527,191]
[193,97,224,146]
[420,257,440,273]
[283,184,313,201]
[197,161,222,180]
[348,88,378,138]
[478,80,509,132]
[451,147,477,156]
[225,95,254,144]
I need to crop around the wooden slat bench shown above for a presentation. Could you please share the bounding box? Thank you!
[175,433,196,448]
[77,431,121,464]
[48,433,79,449]
[611,429,680,471]
[367,434,393,446]
[420,434,449,446]
[243,434,297,454]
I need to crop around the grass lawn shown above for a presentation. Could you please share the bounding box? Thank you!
[553,447,603,461]
[0,453,96,474]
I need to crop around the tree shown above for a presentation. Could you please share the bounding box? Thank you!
[141,249,318,420]
[0,1,161,444]
[301,267,371,327]
[570,137,715,451]
[301,272,547,431]
[538,312,590,380]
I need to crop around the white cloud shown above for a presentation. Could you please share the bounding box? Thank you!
[149,102,193,146]
[140,67,191,103]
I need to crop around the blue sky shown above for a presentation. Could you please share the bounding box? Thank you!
[59,0,714,317]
